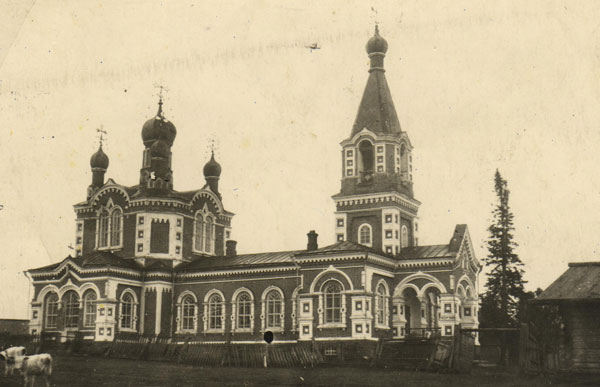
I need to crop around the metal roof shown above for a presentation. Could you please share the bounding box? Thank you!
[536,262,600,303]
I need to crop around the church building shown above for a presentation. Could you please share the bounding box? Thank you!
[26,28,481,345]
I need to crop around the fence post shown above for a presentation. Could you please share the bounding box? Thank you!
[519,323,529,372]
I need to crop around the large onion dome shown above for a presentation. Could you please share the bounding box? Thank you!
[141,100,177,147]
[90,146,109,169]
[203,151,222,177]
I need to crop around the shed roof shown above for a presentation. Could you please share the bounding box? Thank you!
[536,262,600,303]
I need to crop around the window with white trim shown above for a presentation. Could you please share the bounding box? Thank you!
[64,291,80,328]
[205,216,214,253]
[110,208,122,247]
[358,224,372,246]
[193,210,216,254]
[266,291,282,329]
[97,206,123,249]
[375,283,388,327]
[98,209,109,248]
[401,225,409,247]
[194,213,204,251]
[45,292,59,329]
[324,281,342,324]
[120,292,136,330]
[83,290,97,328]
[208,294,223,330]
[181,295,196,331]
[236,292,252,330]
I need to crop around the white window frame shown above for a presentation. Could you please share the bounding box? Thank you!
[318,280,346,329]
[358,223,373,247]
[260,286,285,333]
[95,203,124,250]
[176,291,198,334]
[375,281,390,329]
[203,290,226,334]
[63,291,80,329]
[119,289,138,332]
[45,292,59,330]
[193,207,216,255]
[232,288,254,333]
[83,290,97,328]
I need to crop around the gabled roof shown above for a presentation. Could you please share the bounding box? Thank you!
[536,262,600,303]
[350,64,402,137]
[300,241,379,256]
[29,251,140,274]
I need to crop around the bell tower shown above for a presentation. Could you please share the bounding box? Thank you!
[332,26,421,255]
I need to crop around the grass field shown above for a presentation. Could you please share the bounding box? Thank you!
[0,355,589,386]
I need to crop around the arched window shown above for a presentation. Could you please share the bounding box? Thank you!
[324,281,342,324]
[120,292,135,330]
[358,140,374,173]
[265,290,283,329]
[208,294,223,330]
[110,208,122,247]
[45,293,59,329]
[181,295,196,331]
[401,225,409,247]
[400,143,408,178]
[359,224,372,246]
[376,283,387,326]
[83,291,97,328]
[98,209,109,248]
[237,292,252,330]
[205,216,214,253]
[64,291,80,328]
[194,213,204,252]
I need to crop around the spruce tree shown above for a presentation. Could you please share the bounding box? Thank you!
[480,170,526,328]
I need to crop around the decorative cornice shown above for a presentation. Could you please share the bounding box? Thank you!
[29,259,142,280]
[333,192,421,212]
[176,265,296,279]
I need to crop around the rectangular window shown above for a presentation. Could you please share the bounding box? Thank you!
[76,236,82,244]
[337,218,344,227]
[150,219,170,254]
[226,231,231,239]
[385,215,392,223]
[377,166,384,172]
[176,219,182,227]
[107,328,112,336]
[400,305,404,315]
[303,303,310,313]
[99,328,104,335]
[444,304,451,313]
[99,308,105,316]
[385,246,392,254]
[356,301,362,311]
[337,234,344,242]
[175,246,181,254]
[77,223,83,232]
[377,155,383,163]
[302,325,309,334]
[393,327,398,336]
[377,146,384,153]
[346,150,353,157]
[137,244,143,252]
[176,232,181,241]
[401,327,405,336]
[392,306,397,315]
[346,160,353,166]
[138,217,144,225]
[355,324,362,333]
[107,308,113,317]
[395,246,399,254]
[385,230,392,238]
[366,301,369,312]
[138,230,144,238]
[445,326,452,335]
[347,169,353,176]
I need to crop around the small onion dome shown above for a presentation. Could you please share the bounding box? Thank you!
[366,25,388,55]
[150,139,170,158]
[90,146,109,169]
[203,151,222,177]
[141,101,177,147]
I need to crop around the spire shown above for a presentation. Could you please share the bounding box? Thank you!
[350,26,401,137]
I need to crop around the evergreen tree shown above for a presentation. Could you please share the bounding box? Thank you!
[480,170,526,328]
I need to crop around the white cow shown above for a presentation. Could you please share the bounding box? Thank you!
[0,346,26,376]
[15,353,53,387]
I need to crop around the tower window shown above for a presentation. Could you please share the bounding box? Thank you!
[377,166,383,172]
[138,216,144,225]
[346,149,353,157]
[337,218,344,227]
[77,223,83,232]
[358,224,372,246]
[337,234,344,242]
[138,230,143,238]
[110,208,122,247]
[385,215,392,223]
[150,219,170,254]
[385,246,392,254]
[385,230,392,239]
[358,140,374,174]
[377,156,383,163]
[401,225,409,248]
[346,160,353,167]
[347,169,353,176]
[377,146,384,153]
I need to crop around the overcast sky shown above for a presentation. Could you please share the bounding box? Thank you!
[2,0,600,318]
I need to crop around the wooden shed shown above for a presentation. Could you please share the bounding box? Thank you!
[535,262,600,374]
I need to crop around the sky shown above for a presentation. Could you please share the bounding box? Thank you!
[2,0,600,319]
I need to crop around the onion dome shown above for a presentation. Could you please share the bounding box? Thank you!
[203,151,222,177]
[141,100,177,147]
[90,145,109,169]
[150,139,170,158]
[366,25,388,55]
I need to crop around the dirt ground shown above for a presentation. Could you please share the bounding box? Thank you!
[0,355,594,386]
